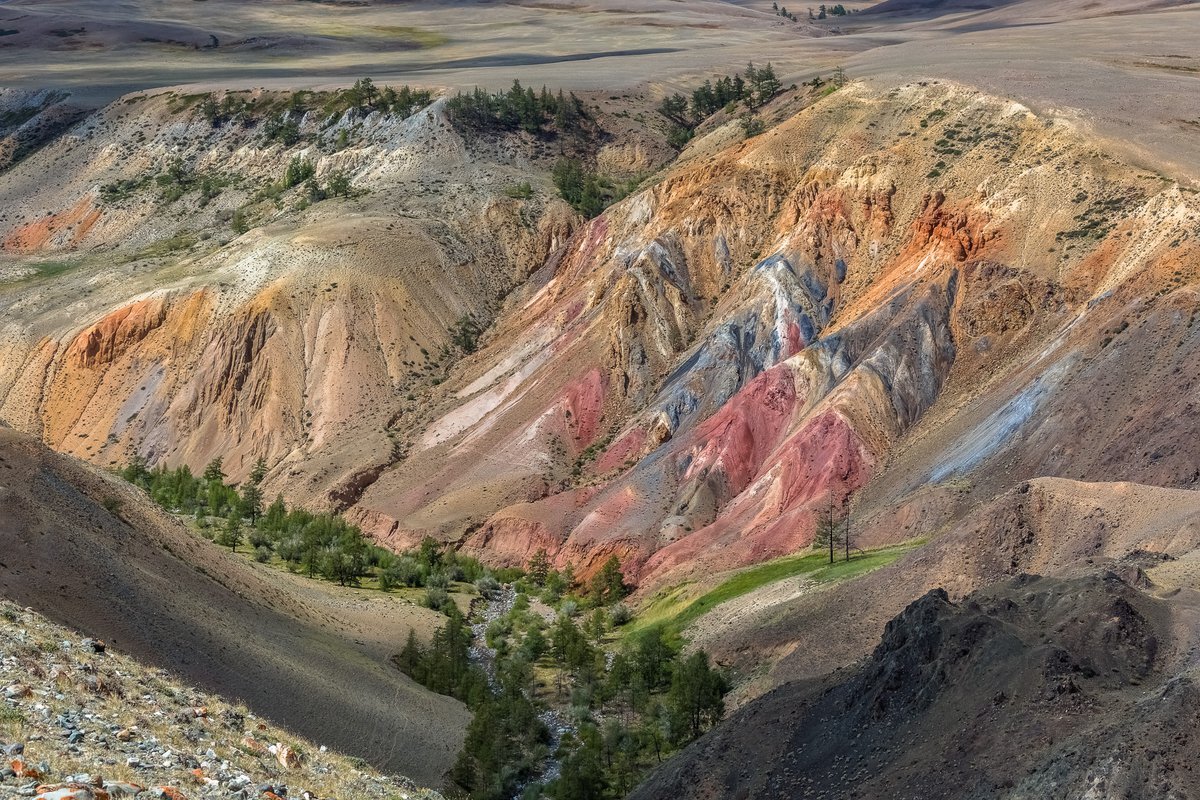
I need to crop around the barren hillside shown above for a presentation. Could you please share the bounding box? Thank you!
[2,78,1198,599]
[2,2,1200,796]
[0,598,443,800]
[0,425,469,786]
[632,572,1200,800]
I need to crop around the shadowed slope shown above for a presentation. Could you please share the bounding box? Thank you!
[0,425,469,786]
[632,572,1200,800]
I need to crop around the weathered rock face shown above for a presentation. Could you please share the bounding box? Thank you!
[359,82,1200,590]
[3,81,1200,592]
[630,572,1200,800]
[0,90,579,496]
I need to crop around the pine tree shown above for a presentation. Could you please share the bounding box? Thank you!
[666,651,727,743]
[528,548,551,586]
[633,626,675,690]
[589,555,628,605]
[397,629,423,677]
[121,454,151,487]
[755,62,782,106]
[812,492,847,563]
[262,494,287,532]
[586,607,608,642]
[240,481,263,525]
[551,724,606,800]
[521,624,547,661]
[217,511,243,552]
[658,93,690,126]
[202,457,225,484]
[351,77,377,108]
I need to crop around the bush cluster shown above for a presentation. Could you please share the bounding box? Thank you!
[445,80,595,142]
[657,63,783,149]
[118,457,488,593]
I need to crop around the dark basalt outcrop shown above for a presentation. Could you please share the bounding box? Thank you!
[631,573,1197,800]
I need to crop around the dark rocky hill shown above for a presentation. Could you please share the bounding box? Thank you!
[631,573,1200,800]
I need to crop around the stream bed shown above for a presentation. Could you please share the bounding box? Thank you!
[468,584,574,790]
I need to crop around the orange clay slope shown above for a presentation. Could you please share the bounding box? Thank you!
[2,81,1199,596]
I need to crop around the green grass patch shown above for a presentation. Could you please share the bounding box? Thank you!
[30,259,80,279]
[135,232,198,259]
[165,92,211,114]
[2,258,84,284]
[306,22,447,48]
[627,541,921,639]
[371,25,448,48]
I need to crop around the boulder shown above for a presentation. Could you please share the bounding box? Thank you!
[272,744,300,770]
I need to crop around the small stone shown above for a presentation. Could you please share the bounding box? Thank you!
[10,759,43,780]
[274,744,300,770]
[239,737,266,755]
[150,788,188,800]
[29,785,97,800]
[66,731,84,745]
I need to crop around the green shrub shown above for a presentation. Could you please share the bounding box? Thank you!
[426,587,453,614]
[504,181,534,199]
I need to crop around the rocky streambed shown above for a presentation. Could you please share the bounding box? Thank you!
[467,586,573,791]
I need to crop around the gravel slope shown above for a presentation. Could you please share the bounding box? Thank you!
[0,426,469,787]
